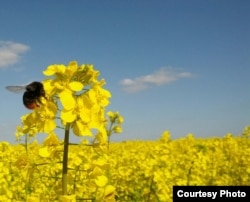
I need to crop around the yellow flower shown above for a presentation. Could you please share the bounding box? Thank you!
[117,114,124,124]
[95,131,108,144]
[72,120,92,136]
[59,195,76,202]
[107,111,123,123]
[14,154,29,169]
[107,111,114,119]
[104,185,116,202]
[95,175,108,187]
[90,166,103,176]
[60,90,76,109]
[69,81,83,91]
[16,113,38,137]
[43,132,60,146]
[43,64,66,76]
[61,108,77,123]
[36,101,57,133]
[19,61,113,138]
[42,79,55,97]
[113,126,122,133]
[89,80,111,107]
[38,147,51,158]
[65,61,78,77]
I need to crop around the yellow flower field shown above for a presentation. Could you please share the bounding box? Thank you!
[0,127,249,202]
[1,61,249,201]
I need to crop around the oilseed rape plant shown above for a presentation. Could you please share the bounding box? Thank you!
[13,61,122,201]
[1,128,250,201]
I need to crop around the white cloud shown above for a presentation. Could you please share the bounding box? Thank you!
[0,41,30,68]
[120,67,195,93]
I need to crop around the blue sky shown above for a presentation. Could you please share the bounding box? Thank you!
[0,0,249,143]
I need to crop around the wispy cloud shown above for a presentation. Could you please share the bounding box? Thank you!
[120,67,195,93]
[0,41,30,68]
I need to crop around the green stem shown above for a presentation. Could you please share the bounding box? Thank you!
[107,122,113,149]
[62,123,70,195]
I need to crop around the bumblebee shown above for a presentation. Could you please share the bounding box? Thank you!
[6,81,45,110]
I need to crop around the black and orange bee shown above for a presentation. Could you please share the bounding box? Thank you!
[6,81,46,110]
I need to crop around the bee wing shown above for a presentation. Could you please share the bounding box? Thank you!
[5,85,26,93]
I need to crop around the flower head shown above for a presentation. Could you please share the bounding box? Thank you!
[17,61,112,143]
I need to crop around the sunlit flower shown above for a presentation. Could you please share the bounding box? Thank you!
[17,61,113,138]
[89,80,111,107]
[95,175,108,187]
[72,119,92,136]
[59,195,76,202]
[43,132,60,146]
[43,64,66,76]
[35,101,57,133]
[104,185,116,202]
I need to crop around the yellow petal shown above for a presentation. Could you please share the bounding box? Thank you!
[67,61,78,74]
[69,81,83,92]
[39,147,51,158]
[44,119,57,133]
[100,88,112,98]
[72,120,92,136]
[79,108,91,123]
[91,167,103,176]
[43,132,60,146]
[95,175,108,187]
[43,64,66,76]
[42,79,54,96]
[43,65,56,76]
[88,89,97,103]
[61,109,77,123]
[104,185,116,199]
[60,90,76,110]
[54,80,65,90]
